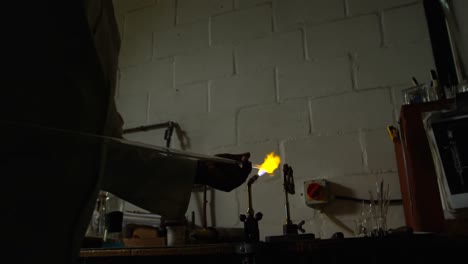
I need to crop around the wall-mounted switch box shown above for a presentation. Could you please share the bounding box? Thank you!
[304,179,329,207]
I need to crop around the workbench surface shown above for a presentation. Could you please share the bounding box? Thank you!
[79,234,468,264]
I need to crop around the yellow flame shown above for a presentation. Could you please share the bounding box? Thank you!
[258,152,281,176]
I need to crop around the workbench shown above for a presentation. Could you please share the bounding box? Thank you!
[79,234,468,264]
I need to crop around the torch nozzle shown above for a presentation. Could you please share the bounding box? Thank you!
[247,174,260,186]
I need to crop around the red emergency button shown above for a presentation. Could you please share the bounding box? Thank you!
[307,183,322,200]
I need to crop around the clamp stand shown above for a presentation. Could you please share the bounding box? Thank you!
[240,174,263,243]
[238,174,264,264]
[265,164,315,242]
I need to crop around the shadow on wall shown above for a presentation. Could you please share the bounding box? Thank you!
[326,182,362,215]
[174,123,191,150]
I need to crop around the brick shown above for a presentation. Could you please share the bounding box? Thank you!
[283,134,363,179]
[459,35,468,79]
[453,0,468,36]
[153,20,209,59]
[175,112,236,152]
[175,46,234,85]
[211,68,276,112]
[306,15,381,59]
[238,100,310,143]
[119,4,176,66]
[330,173,402,200]
[119,58,173,94]
[278,57,352,100]
[152,0,177,30]
[149,81,208,123]
[384,4,430,46]
[236,30,305,74]
[212,5,272,45]
[275,0,344,30]
[348,0,418,15]
[310,89,394,133]
[238,0,271,8]
[119,33,152,67]
[112,0,155,14]
[356,42,435,89]
[125,2,175,33]
[177,0,234,25]
[364,130,397,172]
[116,91,149,128]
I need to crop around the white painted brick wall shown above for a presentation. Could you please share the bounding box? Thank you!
[356,42,435,90]
[364,129,397,172]
[236,30,305,73]
[175,46,234,85]
[278,57,352,100]
[177,0,234,25]
[151,0,177,27]
[237,0,270,8]
[211,68,276,112]
[175,112,237,152]
[114,0,437,239]
[452,0,468,80]
[331,173,402,201]
[119,32,152,67]
[112,0,156,34]
[453,0,468,36]
[149,81,209,123]
[113,0,155,13]
[119,3,176,66]
[119,58,173,94]
[153,20,209,59]
[383,3,430,47]
[283,134,363,179]
[212,4,272,45]
[116,91,149,128]
[238,100,310,143]
[347,0,419,15]
[275,0,344,30]
[310,89,394,134]
[306,15,381,59]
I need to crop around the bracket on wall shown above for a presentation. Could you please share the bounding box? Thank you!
[122,121,177,148]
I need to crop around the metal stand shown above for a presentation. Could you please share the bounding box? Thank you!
[122,121,176,147]
[240,174,263,243]
[238,174,264,264]
[265,164,315,242]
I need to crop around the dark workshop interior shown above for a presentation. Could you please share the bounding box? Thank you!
[3,0,468,263]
